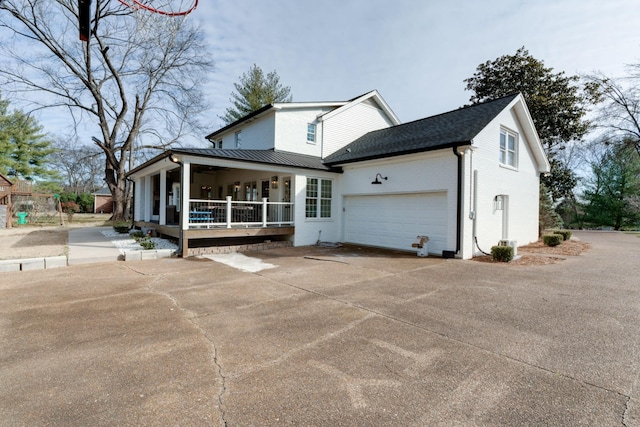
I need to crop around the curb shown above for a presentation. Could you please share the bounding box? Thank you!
[123,249,175,262]
[0,256,68,273]
[1,250,177,272]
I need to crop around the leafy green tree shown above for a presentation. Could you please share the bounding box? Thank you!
[77,192,94,213]
[464,47,590,200]
[555,196,585,230]
[221,64,292,124]
[0,93,57,180]
[582,142,640,230]
[33,181,63,195]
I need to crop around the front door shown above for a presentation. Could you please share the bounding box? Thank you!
[244,181,257,201]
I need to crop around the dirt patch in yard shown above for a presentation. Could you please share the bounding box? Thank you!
[0,227,68,260]
[518,239,591,256]
[473,239,590,266]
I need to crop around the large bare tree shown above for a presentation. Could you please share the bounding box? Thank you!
[586,67,640,157]
[52,137,103,194]
[0,0,212,219]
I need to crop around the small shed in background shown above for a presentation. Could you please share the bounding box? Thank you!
[93,187,114,214]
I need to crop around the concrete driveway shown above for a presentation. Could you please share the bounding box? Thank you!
[0,231,638,426]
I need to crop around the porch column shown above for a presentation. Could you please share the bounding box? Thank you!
[262,197,268,227]
[225,196,232,229]
[181,161,191,231]
[143,175,152,222]
[180,161,191,259]
[133,178,142,221]
[159,170,167,225]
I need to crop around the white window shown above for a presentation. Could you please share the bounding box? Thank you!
[305,177,332,219]
[306,123,316,144]
[218,140,223,149]
[499,129,517,168]
[235,131,242,148]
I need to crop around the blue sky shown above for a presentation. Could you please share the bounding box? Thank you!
[6,0,640,147]
[191,0,640,131]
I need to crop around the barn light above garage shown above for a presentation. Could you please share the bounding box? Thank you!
[371,173,388,185]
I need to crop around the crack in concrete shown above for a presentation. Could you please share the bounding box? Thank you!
[623,396,631,427]
[302,255,350,264]
[622,343,640,427]
[135,273,229,426]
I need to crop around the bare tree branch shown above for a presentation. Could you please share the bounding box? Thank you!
[585,69,640,157]
[0,0,213,219]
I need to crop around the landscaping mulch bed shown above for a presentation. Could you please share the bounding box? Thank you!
[473,239,590,266]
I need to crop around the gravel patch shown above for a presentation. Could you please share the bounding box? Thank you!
[100,230,178,254]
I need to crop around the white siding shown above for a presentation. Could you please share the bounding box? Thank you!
[274,108,333,156]
[468,108,541,255]
[218,114,275,149]
[292,172,341,246]
[337,151,459,255]
[322,102,395,157]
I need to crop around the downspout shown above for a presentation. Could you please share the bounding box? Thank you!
[177,161,185,256]
[452,146,463,255]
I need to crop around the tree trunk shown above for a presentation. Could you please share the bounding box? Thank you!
[109,179,128,221]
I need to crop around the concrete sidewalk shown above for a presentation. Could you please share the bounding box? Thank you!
[1,227,174,272]
[0,226,122,272]
[67,226,122,265]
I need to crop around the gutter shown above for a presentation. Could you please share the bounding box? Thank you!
[453,146,463,255]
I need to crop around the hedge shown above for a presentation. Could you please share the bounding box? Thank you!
[491,245,514,262]
[553,229,572,241]
[543,233,564,247]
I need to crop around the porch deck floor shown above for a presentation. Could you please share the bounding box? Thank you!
[133,221,295,257]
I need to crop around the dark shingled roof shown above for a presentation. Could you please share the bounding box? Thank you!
[323,94,519,166]
[171,148,340,172]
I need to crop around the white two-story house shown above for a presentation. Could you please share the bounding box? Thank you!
[127,90,549,259]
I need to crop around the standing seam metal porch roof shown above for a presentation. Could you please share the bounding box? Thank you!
[170,148,341,172]
[323,94,519,166]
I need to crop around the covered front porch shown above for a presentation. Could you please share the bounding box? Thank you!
[130,150,297,257]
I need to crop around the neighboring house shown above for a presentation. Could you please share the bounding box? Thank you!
[0,173,13,203]
[127,90,549,259]
[0,174,37,228]
[93,187,114,214]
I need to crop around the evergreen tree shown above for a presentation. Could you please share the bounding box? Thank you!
[221,64,292,124]
[0,93,57,180]
[582,143,640,230]
[539,183,563,234]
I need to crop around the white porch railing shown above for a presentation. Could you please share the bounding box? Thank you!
[188,196,294,229]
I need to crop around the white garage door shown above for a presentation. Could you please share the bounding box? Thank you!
[343,192,448,254]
